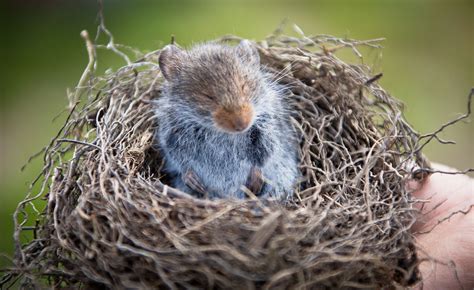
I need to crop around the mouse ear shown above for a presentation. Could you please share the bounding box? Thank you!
[159,44,185,80]
[236,40,260,65]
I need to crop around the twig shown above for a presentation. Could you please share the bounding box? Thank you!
[96,0,131,65]
[417,88,473,151]
[73,30,96,104]
[415,204,473,235]
[56,138,101,151]
[364,73,383,86]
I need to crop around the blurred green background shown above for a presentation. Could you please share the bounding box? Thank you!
[0,0,472,269]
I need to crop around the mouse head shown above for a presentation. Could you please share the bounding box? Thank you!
[159,40,268,134]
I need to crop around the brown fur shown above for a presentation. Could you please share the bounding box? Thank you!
[212,103,254,132]
[158,43,261,131]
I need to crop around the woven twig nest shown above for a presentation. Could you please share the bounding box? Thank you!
[5,30,430,289]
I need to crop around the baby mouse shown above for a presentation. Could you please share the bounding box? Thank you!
[154,40,299,200]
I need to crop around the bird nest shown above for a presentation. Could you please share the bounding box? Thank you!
[3,27,431,289]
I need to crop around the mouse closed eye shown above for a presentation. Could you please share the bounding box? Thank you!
[202,94,214,101]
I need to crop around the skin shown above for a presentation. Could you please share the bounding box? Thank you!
[410,163,474,289]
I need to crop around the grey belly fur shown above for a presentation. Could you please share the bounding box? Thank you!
[156,108,299,200]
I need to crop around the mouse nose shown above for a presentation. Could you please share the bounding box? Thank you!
[213,104,254,133]
[232,115,251,132]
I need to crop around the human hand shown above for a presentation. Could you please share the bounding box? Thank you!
[411,163,474,289]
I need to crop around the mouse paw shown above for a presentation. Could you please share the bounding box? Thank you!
[245,166,264,196]
[183,169,207,196]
